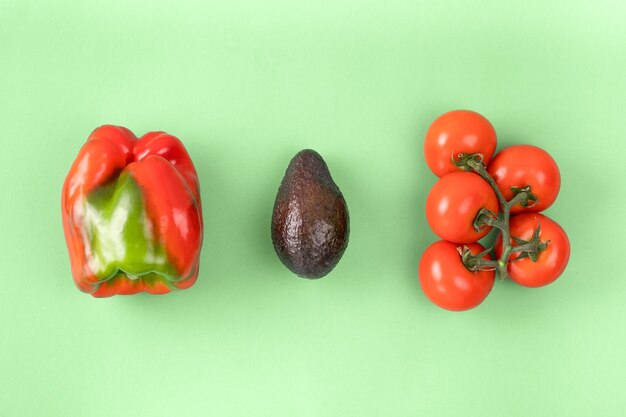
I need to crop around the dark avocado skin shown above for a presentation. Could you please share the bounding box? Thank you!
[271,149,350,279]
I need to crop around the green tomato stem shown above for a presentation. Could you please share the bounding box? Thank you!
[466,158,508,209]
[460,155,542,280]
[509,242,539,254]
[475,211,506,232]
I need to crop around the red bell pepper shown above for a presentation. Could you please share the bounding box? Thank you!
[61,125,203,297]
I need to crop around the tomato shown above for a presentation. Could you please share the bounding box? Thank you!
[487,145,561,213]
[419,240,495,311]
[426,172,498,243]
[495,213,570,287]
[424,110,497,177]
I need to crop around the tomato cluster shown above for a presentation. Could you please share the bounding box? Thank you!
[419,110,571,311]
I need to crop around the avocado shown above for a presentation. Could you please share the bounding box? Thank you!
[271,149,350,279]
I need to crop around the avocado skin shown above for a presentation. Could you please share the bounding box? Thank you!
[271,149,350,279]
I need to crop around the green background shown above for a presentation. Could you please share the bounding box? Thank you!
[1,1,625,416]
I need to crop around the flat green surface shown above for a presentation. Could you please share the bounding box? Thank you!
[1,1,625,416]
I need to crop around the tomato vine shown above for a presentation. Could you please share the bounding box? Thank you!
[454,153,547,280]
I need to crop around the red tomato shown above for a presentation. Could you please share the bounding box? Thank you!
[487,145,561,213]
[424,110,497,177]
[495,213,570,287]
[419,240,495,311]
[426,172,498,243]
